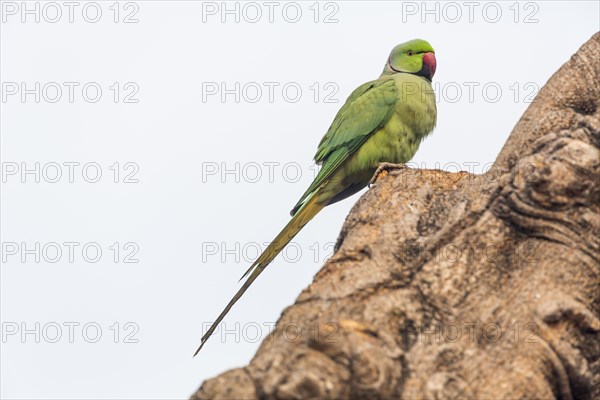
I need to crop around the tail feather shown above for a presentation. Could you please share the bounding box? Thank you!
[194,191,325,356]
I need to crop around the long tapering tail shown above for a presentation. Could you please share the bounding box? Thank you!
[194,191,325,356]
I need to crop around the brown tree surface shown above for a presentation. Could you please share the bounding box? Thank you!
[193,33,599,400]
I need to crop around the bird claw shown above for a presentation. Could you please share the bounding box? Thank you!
[368,163,406,188]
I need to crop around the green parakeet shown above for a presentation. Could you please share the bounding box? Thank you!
[195,39,437,355]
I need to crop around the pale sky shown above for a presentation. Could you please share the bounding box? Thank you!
[1,1,598,398]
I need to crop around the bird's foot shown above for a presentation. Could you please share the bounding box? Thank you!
[368,162,406,188]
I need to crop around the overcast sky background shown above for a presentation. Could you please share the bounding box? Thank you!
[1,1,598,398]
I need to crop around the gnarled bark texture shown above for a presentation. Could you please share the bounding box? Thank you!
[193,33,600,400]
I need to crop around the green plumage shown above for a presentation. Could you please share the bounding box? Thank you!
[292,72,436,214]
[195,39,437,355]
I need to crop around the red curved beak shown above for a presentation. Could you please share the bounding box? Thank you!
[423,52,436,79]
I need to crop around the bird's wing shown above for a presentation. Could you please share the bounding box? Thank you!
[290,77,397,215]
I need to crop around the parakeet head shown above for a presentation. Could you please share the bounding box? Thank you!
[383,39,436,81]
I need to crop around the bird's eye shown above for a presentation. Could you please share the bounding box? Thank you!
[407,50,413,56]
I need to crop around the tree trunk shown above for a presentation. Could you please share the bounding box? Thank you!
[193,33,600,400]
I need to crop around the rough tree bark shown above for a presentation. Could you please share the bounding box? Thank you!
[193,33,600,400]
